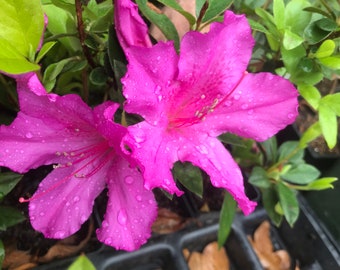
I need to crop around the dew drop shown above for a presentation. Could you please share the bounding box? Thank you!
[241,104,248,110]
[124,176,134,184]
[164,178,171,186]
[102,220,109,227]
[247,109,254,115]
[287,113,295,119]
[233,94,240,100]
[104,237,113,245]
[25,132,33,139]
[73,196,80,203]
[39,212,45,216]
[54,231,66,238]
[136,195,142,202]
[117,209,128,225]
[196,145,209,154]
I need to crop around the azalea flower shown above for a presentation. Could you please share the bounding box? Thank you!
[0,73,157,251]
[117,8,299,215]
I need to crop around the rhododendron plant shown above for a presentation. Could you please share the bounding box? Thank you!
[0,73,157,251]
[118,6,299,215]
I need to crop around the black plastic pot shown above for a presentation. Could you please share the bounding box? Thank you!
[35,195,340,270]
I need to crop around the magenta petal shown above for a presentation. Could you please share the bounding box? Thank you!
[114,0,152,50]
[124,122,183,196]
[96,159,157,251]
[122,42,179,122]
[201,72,299,140]
[29,164,106,239]
[177,135,257,215]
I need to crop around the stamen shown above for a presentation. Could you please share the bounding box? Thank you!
[19,140,113,204]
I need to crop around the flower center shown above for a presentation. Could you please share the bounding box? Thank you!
[19,140,114,203]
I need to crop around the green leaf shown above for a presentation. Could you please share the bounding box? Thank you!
[304,21,332,44]
[247,18,268,33]
[306,177,338,190]
[201,0,233,24]
[282,164,320,184]
[249,167,270,188]
[195,0,206,19]
[316,18,338,32]
[315,39,335,59]
[0,0,44,56]
[284,0,312,35]
[273,0,285,30]
[0,172,23,200]
[318,103,338,149]
[35,41,57,63]
[283,29,304,50]
[156,0,196,26]
[278,141,304,164]
[68,255,95,270]
[299,122,322,148]
[262,187,282,226]
[277,182,299,227]
[0,206,26,231]
[319,56,340,70]
[303,6,333,19]
[43,57,86,91]
[89,67,108,86]
[0,240,4,269]
[218,192,236,248]
[297,84,321,110]
[321,93,340,115]
[136,0,180,50]
[260,136,277,164]
[173,162,203,198]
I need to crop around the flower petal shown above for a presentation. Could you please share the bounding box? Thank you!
[124,122,183,196]
[96,159,157,251]
[114,0,152,50]
[29,162,106,239]
[122,42,179,122]
[200,72,299,140]
[167,11,254,124]
[177,135,257,215]
[0,90,101,172]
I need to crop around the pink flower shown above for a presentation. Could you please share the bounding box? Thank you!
[0,73,157,251]
[120,11,299,215]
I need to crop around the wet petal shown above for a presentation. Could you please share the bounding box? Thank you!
[124,122,183,196]
[201,72,299,140]
[29,162,107,239]
[96,159,157,251]
[177,135,257,215]
[123,42,179,122]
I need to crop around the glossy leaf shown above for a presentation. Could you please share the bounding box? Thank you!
[273,0,285,30]
[306,177,338,190]
[321,93,340,115]
[136,0,179,50]
[283,29,304,50]
[277,182,299,227]
[284,0,312,35]
[278,141,304,164]
[89,67,108,86]
[304,20,333,44]
[218,192,236,248]
[282,164,320,184]
[315,40,335,59]
[35,41,57,63]
[195,0,206,19]
[68,255,95,270]
[173,162,203,198]
[0,172,23,200]
[0,206,26,231]
[319,56,340,70]
[297,84,321,110]
[249,167,270,188]
[319,103,337,149]
[299,122,322,148]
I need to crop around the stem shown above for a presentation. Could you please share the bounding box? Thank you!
[75,0,96,68]
[81,68,89,103]
[267,145,302,173]
[195,1,209,31]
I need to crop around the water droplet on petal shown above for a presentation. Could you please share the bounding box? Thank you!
[241,104,248,110]
[233,94,240,100]
[73,196,80,203]
[287,113,295,119]
[104,237,113,245]
[25,132,33,139]
[124,176,134,184]
[247,109,254,115]
[117,209,128,225]
[39,212,45,216]
[54,231,66,238]
[196,145,209,155]
[136,195,142,202]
